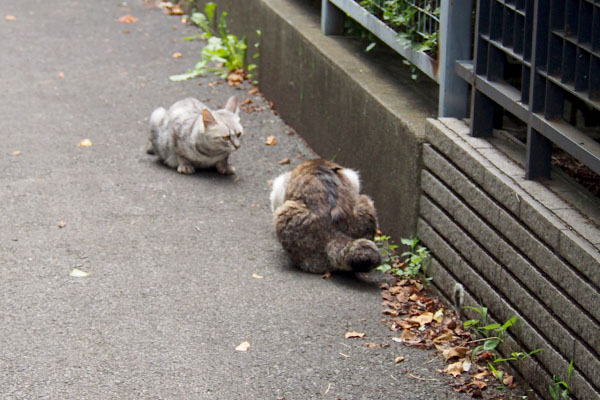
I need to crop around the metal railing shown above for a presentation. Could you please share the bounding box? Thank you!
[457,0,600,179]
[321,0,600,181]
[321,0,474,117]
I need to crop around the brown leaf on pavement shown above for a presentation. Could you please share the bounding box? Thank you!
[265,136,277,146]
[321,272,331,279]
[407,311,433,327]
[117,15,138,23]
[432,329,455,344]
[11,150,21,156]
[344,331,365,339]
[171,52,182,58]
[228,72,243,86]
[5,15,16,21]
[441,346,469,361]
[278,157,291,165]
[394,356,405,364]
[444,361,464,377]
[168,4,184,15]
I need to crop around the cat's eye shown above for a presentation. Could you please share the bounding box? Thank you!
[236,132,242,137]
[222,135,230,141]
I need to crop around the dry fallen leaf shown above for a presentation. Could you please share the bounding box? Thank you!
[180,15,189,24]
[433,308,444,323]
[265,136,277,146]
[472,371,490,380]
[444,361,464,377]
[278,157,291,165]
[407,311,434,327]
[433,329,455,344]
[78,138,93,147]
[441,346,469,361]
[228,72,243,86]
[365,342,389,349]
[70,268,89,278]
[344,331,365,339]
[248,87,259,95]
[235,341,250,352]
[117,15,138,23]
[5,15,16,21]
[321,272,331,279]
[168,4,184,14]
[172,52,182,59]
[394,356,405,364]
[502,373,515,387]
[58,72,65,79]
[11,150,21,156]
[251,273,263,279]
[58,221,67,228]
[400,329,421,344]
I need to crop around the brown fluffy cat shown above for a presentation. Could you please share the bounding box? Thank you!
[270,159,381,274]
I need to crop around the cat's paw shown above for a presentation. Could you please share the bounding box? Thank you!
[177,164,196,174]
[145,141,155,155]
[217,165,236,175]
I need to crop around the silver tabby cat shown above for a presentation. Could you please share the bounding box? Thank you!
[270,159,381,274]
[147,96,243,175]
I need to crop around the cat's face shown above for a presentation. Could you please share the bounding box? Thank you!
[203,96,243,151]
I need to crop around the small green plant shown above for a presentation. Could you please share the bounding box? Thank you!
[170,2,257,81]
[375,236,431,280]
[463,306,516,358]
[463,306,542,368]
[549,361,574,400]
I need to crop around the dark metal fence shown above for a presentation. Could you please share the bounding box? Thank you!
[321,0,600,181]
[456,0,600,179]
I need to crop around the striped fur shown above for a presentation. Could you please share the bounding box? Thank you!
[270,159,381,274]
[147,96,243,175]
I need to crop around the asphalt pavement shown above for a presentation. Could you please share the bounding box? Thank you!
[0,1,469,398]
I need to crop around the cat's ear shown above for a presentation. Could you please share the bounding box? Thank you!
[224,95,239,114]
[202,109,218,129]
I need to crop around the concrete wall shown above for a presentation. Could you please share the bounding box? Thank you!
[191,0,437,240]
[421,119,600,400]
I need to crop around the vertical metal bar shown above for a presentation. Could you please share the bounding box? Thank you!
[471,91,496,137]
[438,0,475,117]
[527,0,552,179]
[526,127,553,179]
[470,0,495,137]
[321,0,345,36]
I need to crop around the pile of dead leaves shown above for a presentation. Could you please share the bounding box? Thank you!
[380,279,516,398]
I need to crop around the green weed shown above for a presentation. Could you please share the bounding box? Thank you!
[463,306,542,368]
[549,361,574,400]
[170,2,257,82]
[375,236,431,280]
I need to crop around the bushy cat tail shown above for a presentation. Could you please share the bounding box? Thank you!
[150,107,167,131]
[326,235,381,273]
[148,107,168,155]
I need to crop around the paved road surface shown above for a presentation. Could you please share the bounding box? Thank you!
[0,1,468,398]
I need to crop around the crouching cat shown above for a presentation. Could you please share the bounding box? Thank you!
[147,96,242,175]
[270,159,381,274]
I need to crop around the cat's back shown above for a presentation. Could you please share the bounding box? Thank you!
[166,97,208,135]
[167,97,206,119]
[287,159,357,217]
